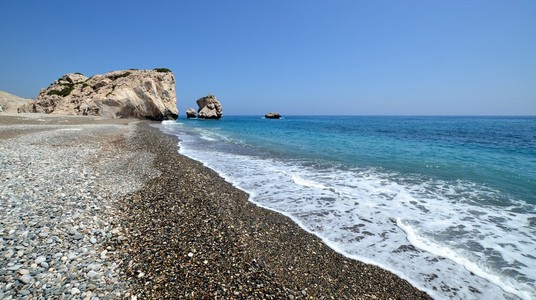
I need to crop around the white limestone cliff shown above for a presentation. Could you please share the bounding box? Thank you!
[18,69,178,120]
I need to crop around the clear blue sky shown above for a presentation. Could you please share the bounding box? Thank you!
[1,1,535,115]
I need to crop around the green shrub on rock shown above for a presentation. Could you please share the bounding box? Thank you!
[154,68,172,73]
[47,83,74,97]
[108,72,131,81]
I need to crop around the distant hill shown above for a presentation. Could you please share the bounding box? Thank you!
[0,91,33,113]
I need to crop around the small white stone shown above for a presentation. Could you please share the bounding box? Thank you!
[187,252,194,258]
[71,287,80,295]
[87,270,99,278]
[18,269,29,275]
[4,250,14,258]
[19,274,32,284]
[35,256,47,264]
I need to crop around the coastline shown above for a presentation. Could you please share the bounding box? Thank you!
[0,114,431,299]
[118,121,432,298]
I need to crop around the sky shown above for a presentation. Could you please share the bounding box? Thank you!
[1,1,535,115]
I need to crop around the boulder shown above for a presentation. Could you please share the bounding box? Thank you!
[186,108,197,119]
[17,69,178,120]
[196,94,223,119]
[265,112,281,119]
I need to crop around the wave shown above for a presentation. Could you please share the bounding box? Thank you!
[159,121,535,300]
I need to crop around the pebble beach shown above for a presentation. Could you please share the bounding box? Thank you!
[0,113,431,299]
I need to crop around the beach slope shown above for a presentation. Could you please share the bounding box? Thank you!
[0,113,431,299]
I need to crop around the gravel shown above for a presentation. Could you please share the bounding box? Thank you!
[0,114,156,300]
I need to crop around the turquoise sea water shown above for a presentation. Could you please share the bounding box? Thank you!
[159,116,536,300]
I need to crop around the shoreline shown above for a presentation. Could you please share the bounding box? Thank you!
[0,113,431,299]
[118,121,432,298]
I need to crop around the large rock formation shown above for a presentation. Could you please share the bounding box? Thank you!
[18,69,178,120]
[265,112,282,119]
[196,94,223,119]
[186,108,197,119]
[0,91,32,113]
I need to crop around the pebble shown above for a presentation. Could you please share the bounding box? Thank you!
[7,265,21,271]
[35,256,47,264]
[0,118,149,300]
[87,270,99,278]
[18,269,29,275]
[19,274,33,284]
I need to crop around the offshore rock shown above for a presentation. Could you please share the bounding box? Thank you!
[186,108,197,119]
[18,69,178,120]
[196,94,223,119]
[265,112,281,119]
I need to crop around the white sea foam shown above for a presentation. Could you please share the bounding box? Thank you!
[160,122,536,300]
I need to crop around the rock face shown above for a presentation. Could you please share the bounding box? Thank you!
[265,112,282,119]
[186,108,197,119]
[18,69,178,120]
[196,94,222,119]
[0,91,32,113]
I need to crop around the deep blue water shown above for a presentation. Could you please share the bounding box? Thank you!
[159,116,536,300]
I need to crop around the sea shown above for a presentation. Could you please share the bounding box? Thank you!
[158,116,536,300]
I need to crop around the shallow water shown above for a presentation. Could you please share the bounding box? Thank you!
[160,116,536,300]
